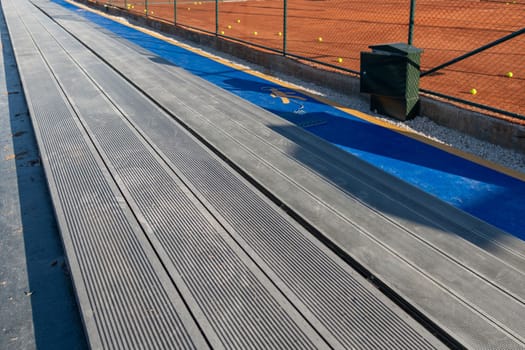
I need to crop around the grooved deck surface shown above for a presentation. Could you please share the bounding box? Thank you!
[3,0,525,349]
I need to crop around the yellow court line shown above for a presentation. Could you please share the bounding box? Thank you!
[66,0,525,182]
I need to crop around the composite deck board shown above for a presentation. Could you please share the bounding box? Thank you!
[14,5,331,350]
[3,0,447,348]
[1,1,210,349]
[33,1,525,348]
[26,3,446,350]
[5,0,525,348]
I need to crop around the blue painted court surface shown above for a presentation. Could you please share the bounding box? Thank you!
[57,0,524,240]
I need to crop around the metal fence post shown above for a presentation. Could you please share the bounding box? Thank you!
[283,0,287,55]
[174,0,177,24]
[145,0,148,16]
[215,0,219,35]
[408,0,416,45]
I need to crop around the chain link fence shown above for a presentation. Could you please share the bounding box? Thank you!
[96,0,524,120]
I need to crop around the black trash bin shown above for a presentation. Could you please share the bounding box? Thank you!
[360,43,423,121]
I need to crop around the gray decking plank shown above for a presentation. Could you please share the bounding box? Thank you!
[20,9,330,350]
[22,2,446,349]
[3,1,210,349]
[39,0,525,273]
[33,1,525,348]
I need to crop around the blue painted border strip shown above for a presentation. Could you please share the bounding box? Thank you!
[53,0,525,240]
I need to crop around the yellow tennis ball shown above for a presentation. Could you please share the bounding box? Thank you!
[506,71,513,78]
[220,30,224,35]
[253,31,258,35]
[318,36,323,42]
[470,88,477,95]
[151,11,154,15]
[337,57,343,63]
[237,19,241,23]
[227,25,232,29]
[278,31,282,36]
